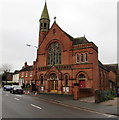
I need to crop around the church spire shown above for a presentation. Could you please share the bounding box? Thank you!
[40,2,50,20]
[39,1,50,45]
[39,1,50,32]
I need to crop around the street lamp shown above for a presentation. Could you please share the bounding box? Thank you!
[26,44,38,48]
[26,44,38,91]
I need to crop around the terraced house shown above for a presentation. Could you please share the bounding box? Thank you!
[19,62,33,87]
[32,2,117,97]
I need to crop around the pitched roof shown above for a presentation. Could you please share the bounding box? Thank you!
[104,64,118,74]
[98,61,110,71]
[40,2,50,20]
[63,30,89,45]
[13,70,19,74]
[73,37,89,45]
[50,22,89,45]
[20,65,33,72]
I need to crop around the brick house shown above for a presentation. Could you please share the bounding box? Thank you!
[104,64,118,90]
[32,2,117,96]
[19,62,33,87]
[12,70,19,83]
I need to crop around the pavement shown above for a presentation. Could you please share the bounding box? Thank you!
[24,90,118,116]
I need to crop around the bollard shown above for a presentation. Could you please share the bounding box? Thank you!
[27,91,30,94]
[34,92,37,96]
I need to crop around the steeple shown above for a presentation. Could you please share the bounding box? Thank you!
[40,2,50,20]
[39,2,50,32]
[39,1,50,46]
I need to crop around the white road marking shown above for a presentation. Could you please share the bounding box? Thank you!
[102,113,116,118]
[15,95,22,97]
[39,98,117,118]
[14,98,20,101]
[31,104,42,110]
[6,94,9,96]
[59,103,116,118]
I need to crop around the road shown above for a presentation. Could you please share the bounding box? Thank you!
[1,89,117,119]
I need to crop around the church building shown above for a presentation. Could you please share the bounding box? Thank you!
[32,2,117,96]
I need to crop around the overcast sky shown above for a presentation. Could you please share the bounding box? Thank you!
[0,0,117,72]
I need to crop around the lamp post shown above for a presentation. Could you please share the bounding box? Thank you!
[26,44,38,49]
[26,44,38,91]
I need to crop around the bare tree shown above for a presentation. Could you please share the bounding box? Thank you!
[0,63,13,74]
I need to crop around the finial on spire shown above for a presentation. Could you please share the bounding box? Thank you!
[54,16,56,22]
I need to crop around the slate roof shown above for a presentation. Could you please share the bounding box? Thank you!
[20,66,33,72]
[63,31,89,45]
[73,37,89,45]
[104,64,118,74]
[98,61,110,71]
[13,70,19,74]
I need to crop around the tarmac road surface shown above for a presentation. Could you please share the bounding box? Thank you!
[2,89,117,118]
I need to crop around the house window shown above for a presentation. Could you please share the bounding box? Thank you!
[30,72,32,77]
[21,72,24,77]
[25,72,28,77]
[76,54,80,63]
[48,42,61,65]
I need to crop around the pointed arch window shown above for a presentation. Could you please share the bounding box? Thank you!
[65,75,69,86]
[79,74,85,79]
[85,53,88,62]
[40,76,44,85]
[76,54,80,63]
[79,74,86,88]
[44,23,47,29]
[81,54,84,62]
[48,42,61,65]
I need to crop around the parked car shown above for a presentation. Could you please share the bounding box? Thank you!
[10,86,23,94]
[11,85,19,88]
[3,85,12,91]
[117,87,119,97]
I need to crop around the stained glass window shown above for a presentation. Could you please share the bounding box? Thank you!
[48,42,61,65]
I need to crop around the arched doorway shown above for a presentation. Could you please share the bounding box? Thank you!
[78,74,86,88]
[49,73,58,93]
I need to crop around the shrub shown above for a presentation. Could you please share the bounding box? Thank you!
[25,83,30,88]
[106,95,115,100]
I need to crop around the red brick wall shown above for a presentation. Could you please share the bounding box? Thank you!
[108,71,116,83]
[34,22,102,95]
[19,71,33,85]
